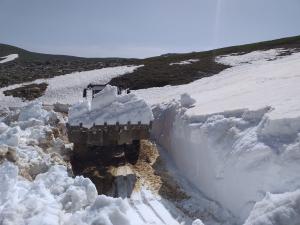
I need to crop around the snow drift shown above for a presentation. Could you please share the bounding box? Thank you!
[68,85,153,127]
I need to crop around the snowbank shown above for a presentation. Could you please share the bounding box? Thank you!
[0,54,18,64]
[0,103,190,225]
[0,65,140,107]
[0,102,71,179]
[152,102,300,222]
[68,85,153,127]
[244,190,300,225]
[135,50,300,223]
[0,162,132,225]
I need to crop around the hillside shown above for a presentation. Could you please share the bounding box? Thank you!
[0,43,136,87]
[1,44,300,225]
[110,35,300,89]
[1,35,300,90]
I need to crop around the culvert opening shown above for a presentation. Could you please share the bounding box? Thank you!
[70,143,139,197]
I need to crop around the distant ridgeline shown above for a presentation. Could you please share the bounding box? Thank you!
[0,43,135,88]
[1,35,300,91]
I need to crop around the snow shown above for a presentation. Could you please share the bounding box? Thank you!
[1,47,299,224]
[170,59,199,65]
[0,54,18,64]
[136,51,300,120]
[243,189,300,225]
[0,162,131,225]
[0,102,68,178]
[0,160,188,225]
[0,103,188,225]
[0,65,141,107]
[215,49,288,66]
[68,85,153,127]
[180,93,196,108]
[134,50,300,223]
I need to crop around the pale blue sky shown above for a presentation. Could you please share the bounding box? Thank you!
[1,0,300,58]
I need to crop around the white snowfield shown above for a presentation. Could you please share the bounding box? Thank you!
[215,48,290,66]
[0,65,140,107]
[135,50,300,224]
[68,85,154,127]
[0,54,18,63]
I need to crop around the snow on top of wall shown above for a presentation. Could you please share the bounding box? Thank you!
[0,54,18,64]
[215,49,286,66]
[0,65,140,107]
[68,85,153,127]
[170,59,199,65]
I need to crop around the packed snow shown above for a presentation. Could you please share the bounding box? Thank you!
[135,50,300,223]
[170,59,199,65]
[0,65,140,107]
[68,85,153,127]
[0,54,18,64]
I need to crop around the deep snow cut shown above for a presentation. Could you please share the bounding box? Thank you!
[135,50,300,223]
[68,85,153,127]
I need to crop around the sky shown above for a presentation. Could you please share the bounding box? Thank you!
[1,0,300,58]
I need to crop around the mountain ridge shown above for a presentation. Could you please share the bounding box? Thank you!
[1,35,300,89]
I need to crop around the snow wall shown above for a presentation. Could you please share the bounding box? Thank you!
[151,98,300,223]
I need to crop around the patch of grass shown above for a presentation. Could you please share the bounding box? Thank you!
[3,83,48,101]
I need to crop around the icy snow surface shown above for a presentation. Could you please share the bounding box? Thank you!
[68,85,153,127]
[0,65,140,107]
[134,50,300,223]
[0,54,18,64]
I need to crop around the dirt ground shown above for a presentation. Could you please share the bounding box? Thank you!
[131,140,189,202]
